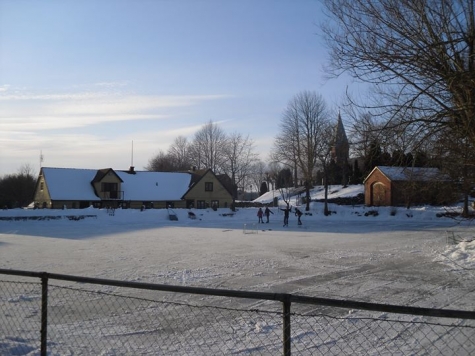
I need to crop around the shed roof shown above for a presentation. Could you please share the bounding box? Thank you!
[365,166,447,183]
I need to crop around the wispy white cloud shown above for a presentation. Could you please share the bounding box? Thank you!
[0,128,190,172]
[0,91,107,101]
[0,88,231,130]
[0,85,236,174]
[93,81,129,88]
[0,115,167,131]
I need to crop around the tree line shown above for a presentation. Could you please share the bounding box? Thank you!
[145,120,269,204]
[149,0,475,215]
[322,0,475,215]
[0,165,36,209]
[4,0,474,213]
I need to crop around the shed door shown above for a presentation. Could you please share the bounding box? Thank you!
[372,182,386,206]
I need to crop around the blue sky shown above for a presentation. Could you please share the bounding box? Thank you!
[0,0,355,176]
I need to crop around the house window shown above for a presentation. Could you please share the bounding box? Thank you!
[40,182,44,191]
[101,182,119,199]
[211,200,219,209]
[205,182,213,191]
[197,200,206,209]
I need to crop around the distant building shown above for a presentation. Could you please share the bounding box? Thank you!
[363,166,454,207]
[34,167,233,209]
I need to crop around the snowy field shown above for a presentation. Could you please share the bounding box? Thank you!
[1,185,475,354]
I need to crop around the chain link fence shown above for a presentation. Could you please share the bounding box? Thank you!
[1,269,475,355]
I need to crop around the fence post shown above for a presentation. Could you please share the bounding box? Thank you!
[283,294,291,356]
[40,273,48,356]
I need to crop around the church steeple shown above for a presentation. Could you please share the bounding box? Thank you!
[332,112,349,164]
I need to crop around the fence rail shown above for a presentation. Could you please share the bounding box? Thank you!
[1,268,475,355]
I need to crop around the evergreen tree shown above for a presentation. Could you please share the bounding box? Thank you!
[260,181,268,196]
[276,168,293,189]
[0,171,36,208]
[364,139,383,174]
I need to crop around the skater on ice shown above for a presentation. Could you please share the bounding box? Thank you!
[257,207,264,223]
[264,206,273,223]
[280,204,292,227]
[294,207,303,225]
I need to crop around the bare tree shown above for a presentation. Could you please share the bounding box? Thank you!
[346,111,395,176]
[189,120,227,173]
[315,120,336,215]
[346,106,437,183]
[322,0,475,149]
[222,132,259,207]
[434,128,475,215]
[19,163,36,178]
[273,91,331,211]
[145,150,177,172]
[240,160,268,201]
[271,107,299,189]
[167,136,191,170]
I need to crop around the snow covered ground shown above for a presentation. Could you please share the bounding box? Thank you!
[1,184,475,354]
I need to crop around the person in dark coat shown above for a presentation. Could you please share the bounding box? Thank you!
[257,207,264,223]
[294,207,303,225]
[280,204,292,227]
[264,206,274,223]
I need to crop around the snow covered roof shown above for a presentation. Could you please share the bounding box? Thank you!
[42,168,101,201]
[41,167,193,201]
[371,166,447,182]
[116,170,192,201]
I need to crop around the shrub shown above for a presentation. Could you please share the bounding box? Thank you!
[364,210,379,217]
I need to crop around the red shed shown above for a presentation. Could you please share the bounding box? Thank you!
[364,166,451,207]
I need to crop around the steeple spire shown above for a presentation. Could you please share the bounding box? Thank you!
[335,111,348,146]
[332,112,349,164]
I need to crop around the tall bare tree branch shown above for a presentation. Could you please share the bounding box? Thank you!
[322,0,475,145]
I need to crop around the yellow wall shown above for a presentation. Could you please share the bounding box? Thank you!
[33,174,52,208]
[125,200,187,209]
[184,171,233,208]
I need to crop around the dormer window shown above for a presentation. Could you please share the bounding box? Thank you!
[205,182,213,192]
[102,182,119,199]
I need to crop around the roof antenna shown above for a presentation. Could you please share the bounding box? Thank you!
[131,140,134,167]
[128,140,136,174]
[40,150,44,169]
